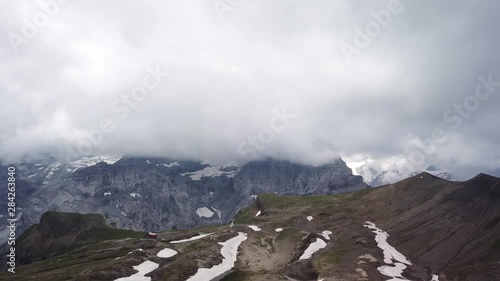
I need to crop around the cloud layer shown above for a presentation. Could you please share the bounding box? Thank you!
[1,0,499,178]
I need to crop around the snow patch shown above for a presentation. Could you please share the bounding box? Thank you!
[299,238,327,260]
[364,222,411,265]
[255,211,261,217]
[104,192,111,196]
[196,207,215,218]
[146,160,151,164]
[247,225,261,231]
[114,260,159,281]
[130,193,141,198]
[27,173,37,179]
[275,228,283,232]
[251,195,258,199]
[432,274,440,281]
[185,232,247,281]
[170,233,214,244]
[69,156,121,173]
[378,263,408,280]
[181,166,240,180]
[320,231,332,240]
[45,163,61,179]
[307,216,313,221]
[364,221,411,280]
[211,207,222,219]
[121,212,127,217]
[157,248,178,258]
[161,162,179,168]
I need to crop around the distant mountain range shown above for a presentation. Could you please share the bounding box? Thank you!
[0,156,367,245]
[346,158,455,186]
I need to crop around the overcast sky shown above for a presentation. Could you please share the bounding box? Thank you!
[0,0,499,179]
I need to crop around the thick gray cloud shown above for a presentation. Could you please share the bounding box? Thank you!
[0,0,499,179]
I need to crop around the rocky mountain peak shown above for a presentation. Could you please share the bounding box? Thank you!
[0,155,367,246]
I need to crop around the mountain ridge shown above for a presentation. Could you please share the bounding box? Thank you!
[0,156,367,246]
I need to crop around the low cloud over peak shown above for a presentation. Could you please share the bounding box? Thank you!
[1,0,499,179]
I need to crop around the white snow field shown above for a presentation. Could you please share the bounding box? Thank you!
[170,233,214,244]
[299,238,327,260]
[70,156,121,172]
[114,260,159,281]
[320,230,332,240]
[364,221,415,281]
[196,207,215,218]
[211,207,222,218]
[157,248,178,258]
[181,166,239,180]
[186,232,248,281]
[247,225,261,231]
[161,162,179,168]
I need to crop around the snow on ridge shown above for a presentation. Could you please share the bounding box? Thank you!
[114,260,159,281]
[69,156,121,173]
[196,207,215,218]
[27,173,37,178]
[170,233,214,244]
[185,232,248,281]
[45,163,61,179]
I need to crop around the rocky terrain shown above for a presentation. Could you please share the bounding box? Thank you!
[0,156,367,245]
[1,172,499,280]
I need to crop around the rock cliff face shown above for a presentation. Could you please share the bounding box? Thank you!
[0,156,367,243]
